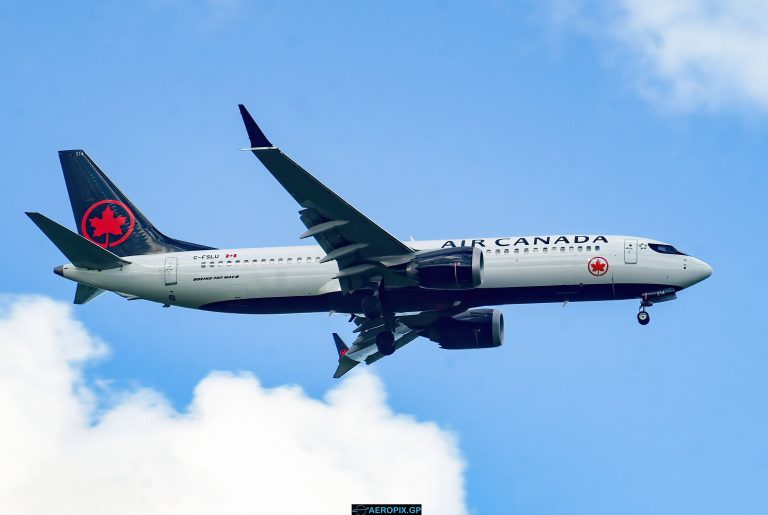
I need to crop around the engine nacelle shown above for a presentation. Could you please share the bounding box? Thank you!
[427,309,504,350]
[406,247,483,290]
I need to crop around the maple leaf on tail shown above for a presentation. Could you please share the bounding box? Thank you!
[89,206,126,247]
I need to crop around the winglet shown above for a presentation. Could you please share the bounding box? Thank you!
[238,104,274,148]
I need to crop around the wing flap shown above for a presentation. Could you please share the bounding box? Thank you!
[238,105,414,294]
[250,148,412,259]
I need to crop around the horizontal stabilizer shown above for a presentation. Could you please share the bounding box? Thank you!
[333,356,359,379]
[74,283,106,304]
[26,212,130,270]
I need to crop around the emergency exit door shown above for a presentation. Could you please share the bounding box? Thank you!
[624,239,638,264]
[164,257,178,285]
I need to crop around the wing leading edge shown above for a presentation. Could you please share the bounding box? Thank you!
[238,104,415,294]
[237,106,477,378]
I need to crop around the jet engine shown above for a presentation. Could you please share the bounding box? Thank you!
[426,308,504,349]
[406,247,483,289]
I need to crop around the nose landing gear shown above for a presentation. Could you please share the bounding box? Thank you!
[636,288,677,325]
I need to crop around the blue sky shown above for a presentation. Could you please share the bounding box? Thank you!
[2,1,767,513]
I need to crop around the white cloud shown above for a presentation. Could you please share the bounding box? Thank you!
[616,0,768,111]
[551,0,768,111]
[0,297,466,515]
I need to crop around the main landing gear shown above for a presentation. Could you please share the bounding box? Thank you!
[376,330,396,356]
[361,290,396,356]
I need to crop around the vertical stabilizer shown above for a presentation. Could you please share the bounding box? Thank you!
[59,150,214,257]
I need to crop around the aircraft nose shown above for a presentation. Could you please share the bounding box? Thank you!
[689,258,712,285]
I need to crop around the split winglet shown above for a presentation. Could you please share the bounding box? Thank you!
[238,104,274,149]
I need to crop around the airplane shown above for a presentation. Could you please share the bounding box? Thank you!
[27,105,713,378]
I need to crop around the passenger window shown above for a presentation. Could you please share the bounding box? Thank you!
[586,245,591,252]
[486,249,491,255]
[514,249,519,254]
[543,248,548,253]
[503,249,509,254]
[209,262,214,267]
[315,257,320,262]
[577,246,582,252]
[201,262,206,268]
[307,257,312,262]
[227,260,232,266]
[269,259,275,264]
[287,258,292,263]
[297,257,302,263]
[236,260,241,264]
[495,249,500,255]
[218,261,223,266]
[595,245,601,251]
[568,246,574,252]
[560,247,565,253]
[278,258,283,264]
[261,259,266,264]
[243,260,249,264]
[533,248,538,253]
[524,248,529,254]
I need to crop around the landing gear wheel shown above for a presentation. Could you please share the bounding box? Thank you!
[637,310,650,325]
[376,330,396,356]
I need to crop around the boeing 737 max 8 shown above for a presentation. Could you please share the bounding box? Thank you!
[27,105,712,377]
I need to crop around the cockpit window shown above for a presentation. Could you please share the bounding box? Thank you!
[649,243,686,255]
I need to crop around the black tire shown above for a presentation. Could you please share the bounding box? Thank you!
[376,330,396,356]
[637,311,650,325]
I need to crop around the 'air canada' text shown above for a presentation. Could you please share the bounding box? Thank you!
[441,235,609,249]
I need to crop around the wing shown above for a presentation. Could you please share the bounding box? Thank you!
[238,105,416,293]
[331,307,465,378]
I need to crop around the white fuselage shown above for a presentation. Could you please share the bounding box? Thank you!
[56,234,712,315]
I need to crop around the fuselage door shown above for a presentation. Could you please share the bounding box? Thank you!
[624,239,638,264]
[164,257,178,285]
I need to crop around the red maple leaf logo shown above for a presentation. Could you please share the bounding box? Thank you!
[89,206,126,247]
[590,259,606,273]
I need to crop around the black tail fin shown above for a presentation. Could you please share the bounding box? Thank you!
[332,333,358,378]
[59,150,214,257]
